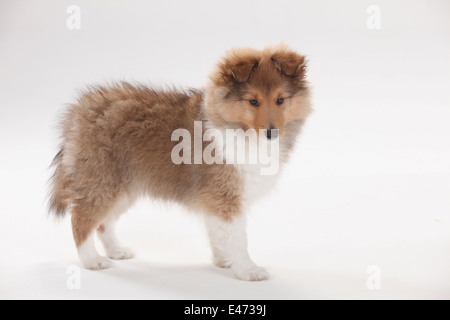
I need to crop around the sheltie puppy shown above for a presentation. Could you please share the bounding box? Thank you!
[48,45,311,281]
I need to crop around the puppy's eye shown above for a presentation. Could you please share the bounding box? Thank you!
[249,99,259,107]
[276,98,284,105]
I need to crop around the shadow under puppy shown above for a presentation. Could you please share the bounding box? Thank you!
[48,45,312,281]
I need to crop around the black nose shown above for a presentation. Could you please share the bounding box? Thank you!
[265,128,279,140]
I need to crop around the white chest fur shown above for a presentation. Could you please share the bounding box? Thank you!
[202,116,286,207]
[239,163,282,206]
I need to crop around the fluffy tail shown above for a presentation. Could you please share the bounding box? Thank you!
[48,149,70,217]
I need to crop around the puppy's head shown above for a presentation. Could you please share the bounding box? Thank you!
[206,45,311,139]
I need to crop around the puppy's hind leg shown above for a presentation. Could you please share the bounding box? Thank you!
[97,219,134,260]
[97,196,135,260]
[72,206,112,270]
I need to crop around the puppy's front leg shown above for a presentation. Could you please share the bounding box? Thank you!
[205,214,269,281]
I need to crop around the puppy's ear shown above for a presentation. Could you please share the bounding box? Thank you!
[222,56,260,84]
[271,51,306,78]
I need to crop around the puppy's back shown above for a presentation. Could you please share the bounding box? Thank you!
[48,83,204,216]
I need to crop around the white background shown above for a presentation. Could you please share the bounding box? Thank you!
[0,0,449,299]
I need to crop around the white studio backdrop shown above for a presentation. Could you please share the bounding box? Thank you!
[0,0,449,299]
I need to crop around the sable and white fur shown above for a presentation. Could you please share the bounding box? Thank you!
[48,45,311,281]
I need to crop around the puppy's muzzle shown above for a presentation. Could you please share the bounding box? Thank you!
[265,128,279,140]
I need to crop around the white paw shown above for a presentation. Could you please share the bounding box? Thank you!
[83,257,112,270]
[233,266,270,281]
[107,247,135,260]
[213,256,231,269]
